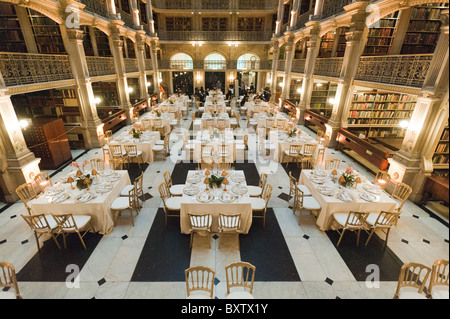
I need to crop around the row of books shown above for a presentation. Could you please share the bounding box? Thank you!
[353,93,417,102]
[404,32,439,45]
[435,143,449,153]
[347,118,405,125]
[432,155,449,164]
[368,28,395,37]
[411,7,444,21]
[407,20,441,32]
[440,129,449,140]
[366,37,393,46]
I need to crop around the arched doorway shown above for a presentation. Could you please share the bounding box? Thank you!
[170,53,194,96]
[237,53,260,93]
[204,53,226,91]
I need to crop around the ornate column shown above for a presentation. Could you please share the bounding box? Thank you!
[60,24,104,149]
[387,10,449,202]
[145,0,156,34]
[290,0,301,29]
[270,38,280,102]
[275,0,285,35]
[149,37,161,100]
[0,77,41,202]
[130,0,140,29]
[136,30,149,100]
[281,32,295,101]
[298,20,321,124]
[326,2,369,147]
[110,21,133,124]
[313,0,325,19]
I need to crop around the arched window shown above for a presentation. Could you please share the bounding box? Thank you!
[204,53,226,70]
[237,53,260,70]
[170,53,193,69]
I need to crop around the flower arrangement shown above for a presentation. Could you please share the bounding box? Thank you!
[338,165,361,188]
[287,128,298,138]
[69,161,92,190]
[131,128,141,139]
[208,174,225,188]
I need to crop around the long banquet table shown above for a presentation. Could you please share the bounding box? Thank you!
[298,169,398,231]
[269,130,319,163]
[28,170,131,235]
[179,170,252,234]
[109,130,161,163]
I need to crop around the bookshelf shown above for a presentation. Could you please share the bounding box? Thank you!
[238,17,265,32]
[318,32,335,58]
[202,17,228,31]
[0,3,27,53]
[165,17,192,31]
[346,90,417,141]
[289,79,303,101]
[27,9,66,54]
[401,3,449,55]
[363,11,399,56]
[433,120,449,171]
[309,82,338,119]
[94,29,112,57]
[336,27,349,57]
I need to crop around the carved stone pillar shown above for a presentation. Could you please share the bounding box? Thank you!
[298,21,321,124]
[326,3,369,147]
[130,0,140,29]
[0,88,41,203]
[145,0,155,34]
[110,21,133,124]
[275,0,285,35]
[149,38,161,100]
[61,26,104,149]
[270,38,280,102]
[136,30,149,100]
[290,0,300,29]
[281,32,295,101]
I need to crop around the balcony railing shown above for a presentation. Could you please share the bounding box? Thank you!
[157,31,273,42]
[321,0,353,20]
[355,54,433,88]
[86,56,115,77]
[78,0,109,19]
[124,58,139,73]
[292,59,306,74]
[153,0,277,10]
[314,57,344,78]
[145,59,153,71]
[159,59,272,70]
[0,53,73,86]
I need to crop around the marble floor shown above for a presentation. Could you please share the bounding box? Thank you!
[0,101,448,300]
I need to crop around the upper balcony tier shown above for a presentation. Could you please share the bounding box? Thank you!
[152,0,278,11]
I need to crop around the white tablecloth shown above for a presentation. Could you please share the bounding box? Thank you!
[245,101,270,117]
[269,130,319,163]
[180,170,252,234]
[299,170,398,231]
[28,170,131,235]
[139,112,174,135]
[194,114,231,131]
[109,130,161,163]
[193,130,236,163]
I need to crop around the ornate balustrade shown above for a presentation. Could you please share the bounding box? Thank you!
[152,0,277,10]
[124,58,139,73]
[355,54,433,88]
[157,31,273,42]
[0,53,73,87]
[292,59,306,74]
[86,56,115,77]
[321,0,353,20]
[145,59,153,71]
[78,0,109,19]
[277,60,285,72]
[314,57,344,78]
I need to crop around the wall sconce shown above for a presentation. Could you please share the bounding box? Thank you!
[19,119,29,130]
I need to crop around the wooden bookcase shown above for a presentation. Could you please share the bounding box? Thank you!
[363,11,399,56]
[237,17,265,32]
[336,27,349,57]
[95,29,112,57]
[0,3,27,53]
[318,32,335,58]
[401,3,449,54]
[202,17,228,31]
[165,17,192,31]
[27,9,66,54]
[346,90,417,140]
[309,82,338,119]
[433,120,449,173]
[22,118,72,170]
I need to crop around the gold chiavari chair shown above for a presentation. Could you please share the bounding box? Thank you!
[363,211,400,246]
[90,158,105,172]
[316,135,329,163]
[185,266,216,299]
[248,173,267,198]
[188,213,213,248]
[217,161,232,171]
[299,143,317,160]
[164,170,185,196]
[141,119,152,131]
[225,261,256,299]
[394,262,431,299]
[152,134,170,160]
[124,144,144,168]
[250,184,273,228]
[284,144,302,168]
[218,144,230,162]
[0,262,22,299]
[109,144,127,167]
[16,182,37,215]
[120,172,144,211]
[332,211,368,247]
[374,171,391,189]
[111,186,137,226]
[427,260,449,299]
[201,144,214,160]
[301,157,315,170]
[325,158,341,170]
[198,160,213,171]
[21,214,61,251]
[218,213,242,249]
[391,182,412,213]
[293,188,321,224]
[152,118,166,136]
[289,171,312,201]
[159,182,181,226]
[34,171,52,193]
[51,213,94,250]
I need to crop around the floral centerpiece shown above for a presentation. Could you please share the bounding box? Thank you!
[287,128,298,138]
[69,161,93,190]
[208,174,225,188]
[338,165,361,188]
[131,128,141,139]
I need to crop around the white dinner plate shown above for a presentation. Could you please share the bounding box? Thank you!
[49,192,70,203]
[219,191,236,203]
[231,185,248,196]
[184,185,200,195]
[363,185,382,194]
[96,184,113,194]
[196,192,214,203]
[360,192,379,202]
[76,192,96,203]
[337,192,353,202]
[317,186,334,196]
[44,185,65,196]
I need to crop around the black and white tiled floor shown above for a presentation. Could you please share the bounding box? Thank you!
[0,103,448,300]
